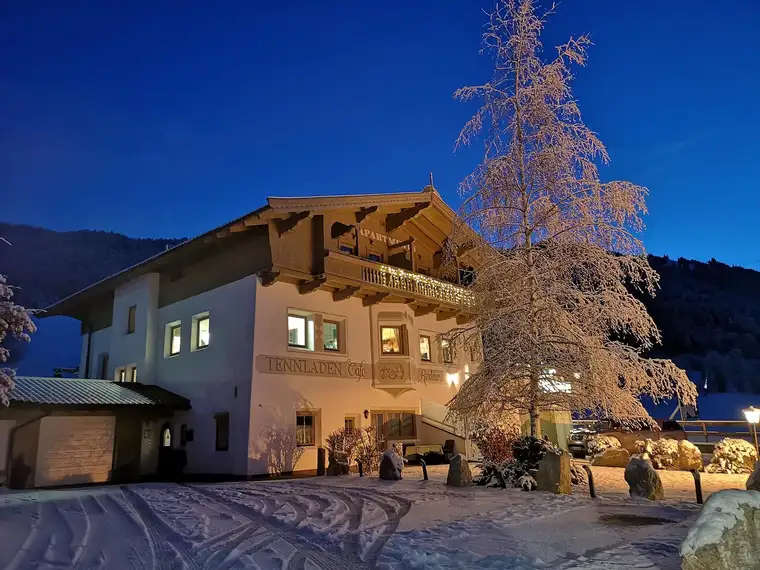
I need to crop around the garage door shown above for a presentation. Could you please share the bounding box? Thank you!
[34,416,116,487]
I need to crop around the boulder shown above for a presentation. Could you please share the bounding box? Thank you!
[746,463,760,491]
[446,453,472,487]
[681,490,760,570]
[624,457,664,500]
[326,450,350,476]
[379,449,404,481]
[570,463,588,486]
[537,450,571,494]
[591,447,630,468]
[679,440,704,471]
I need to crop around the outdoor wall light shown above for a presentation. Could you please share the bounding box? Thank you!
[363,409,370,419]
[446,372,460,387]
[743,405,760,455]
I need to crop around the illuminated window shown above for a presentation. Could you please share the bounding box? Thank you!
[419,335,431,361]
[288,315,308,348]
[381,326,403,354]
[169,324,181,356]
[130,366,137,383]
[196,316,210,349]
[296,413,315,446]
[117,368,126,382]
[160,424,172,448]
[323,321,340,351]
[441,339,453,364]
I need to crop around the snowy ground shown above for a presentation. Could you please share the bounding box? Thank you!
[0,465,731,570]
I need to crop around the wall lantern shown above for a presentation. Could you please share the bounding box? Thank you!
[363,409,370,420]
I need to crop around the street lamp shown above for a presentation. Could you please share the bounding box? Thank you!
[742,405,760,455]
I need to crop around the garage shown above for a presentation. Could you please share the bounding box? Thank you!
[34,416,116,487]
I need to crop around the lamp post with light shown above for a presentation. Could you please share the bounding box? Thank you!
[742,405,760,456]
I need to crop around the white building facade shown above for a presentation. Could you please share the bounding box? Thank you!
[51,188,477,478]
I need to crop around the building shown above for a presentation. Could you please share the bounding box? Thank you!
[44,187,479,479]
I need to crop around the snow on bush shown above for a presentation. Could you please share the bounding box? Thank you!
[635,438,679,469]
[517,474,537,492]
[587,435,621,456]
[470,422,521,463]
[706,438,758,474]
[680,489,760,556]
[474,436,557,490]
[0,272,36,406]
[325,427,362,464]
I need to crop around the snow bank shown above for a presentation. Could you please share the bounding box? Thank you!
[680,490,760,556]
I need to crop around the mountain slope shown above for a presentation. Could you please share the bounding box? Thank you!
[0,222,184,308]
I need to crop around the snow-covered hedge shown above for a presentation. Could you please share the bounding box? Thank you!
[587,435,621,456]
[706,438,758,474]
[470,422,521,463]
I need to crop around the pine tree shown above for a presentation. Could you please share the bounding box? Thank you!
[446,0,697,434]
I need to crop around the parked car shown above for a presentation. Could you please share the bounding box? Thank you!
[568,419,685,458]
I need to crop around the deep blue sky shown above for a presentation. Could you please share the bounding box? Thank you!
[2,1,759,267]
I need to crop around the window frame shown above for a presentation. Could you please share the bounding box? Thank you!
[380,325,404,355]
[323,320,341,352]
[296,413,316,447]
[419,335,431,362]
[372,410,416,441]
[126,305,136,335]
[288,314,309,349]
[192,313,210,351]
[214,412,230,451]
[169,323,182,356]
[367,250,383,263]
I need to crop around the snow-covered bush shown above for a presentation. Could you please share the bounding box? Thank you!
[470,422,521,463]
[355,426,385,474]
[706,438,758,474]
[517,474,537,491]
[474,436,558,490]
[326,427,362,465]
[634,438,703,471]
[587,435,621,456]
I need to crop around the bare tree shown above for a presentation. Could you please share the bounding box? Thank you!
[445,0,697,435]
[1,240,36,406]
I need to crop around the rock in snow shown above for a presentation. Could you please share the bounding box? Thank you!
[537,450,571,494]
[681,489,760,570]
[446,453,472,487]
[591,447,630,468]
[379,449,404,481]
[327,450,350,476]
[746,462,760,491]
[624,457,664,500]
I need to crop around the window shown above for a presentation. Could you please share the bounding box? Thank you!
[214,412,230,451]
[323,321,340,351]
[117,368,126,382]
[419,336,431,361]
[130,366,137,383]
[169,324,181,356]
[160,423,172,448]
[196,316,210,349]
[127,305,136,334]
[372,411,416,440]
[296,413,315,446]
[344,416,356,431]
[367,251,383,262]
[98,353,109,380]
[381,326,403,354]
[339,243,355,255]
[288,315,308,348]
[441,339,453,364]
[418,267,430,276]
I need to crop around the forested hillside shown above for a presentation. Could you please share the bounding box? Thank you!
[0,222,184,308]
[2,222,759,392]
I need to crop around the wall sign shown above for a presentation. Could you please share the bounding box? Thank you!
[416,368,444,384]
[256,354,368,379]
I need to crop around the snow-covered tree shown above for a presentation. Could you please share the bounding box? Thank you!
[1,241,36,406]
[445,0,697,434]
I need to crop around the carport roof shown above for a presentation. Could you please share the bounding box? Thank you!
[9,377,190,409]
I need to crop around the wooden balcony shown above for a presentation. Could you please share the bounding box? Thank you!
[323,251,475,315]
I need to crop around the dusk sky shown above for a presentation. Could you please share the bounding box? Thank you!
[2,1,759,268]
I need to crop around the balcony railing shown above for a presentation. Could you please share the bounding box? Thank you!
[362,264,475,311]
